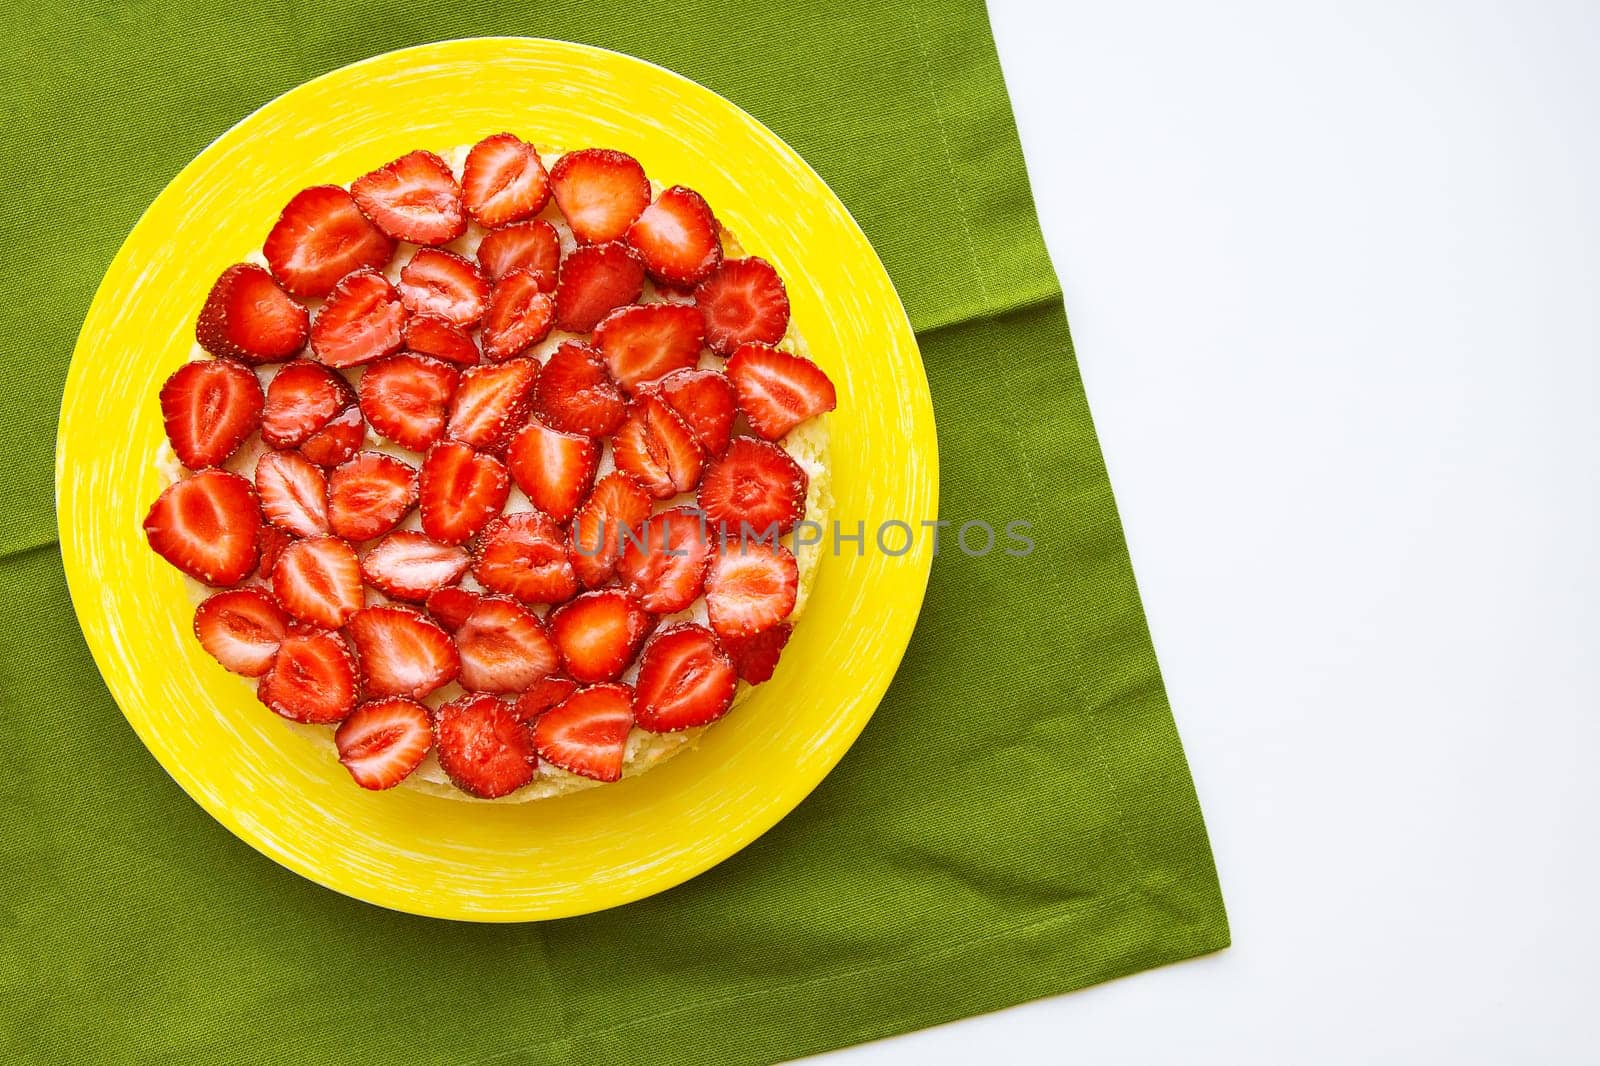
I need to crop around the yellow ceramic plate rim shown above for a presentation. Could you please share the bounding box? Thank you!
[56,37,937,922]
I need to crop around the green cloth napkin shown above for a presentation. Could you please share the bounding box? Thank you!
[0,2,1228,1062]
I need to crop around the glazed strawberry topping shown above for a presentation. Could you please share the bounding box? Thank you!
[507,417,600,525]
[144,469,261,587]
[160,358,264,469]
[419,441,509,545]
[695,257,790,354]
[447,358,539,453]
[726,343,838,441]
[512,677,580,724]
[461,133,550,228]
[481,269,555,362]
[533,342,626,437]
[344,604,459,699]
[434,692,538,798]
[626,186,722,287]
[720,622,792,685]
[350,150,467,246]
[454,597,560,693]
[553,242,646,333]
[651,368,738,458]
[264,185,394,299]
[594,302,705,392]
[403,312,480,367]
[533,684,634,782]
[705,541,799,641]
[196,263,309,365]
[424,585,482,632]
[193,588,289,677]
[477,219,560,285]
[335,698,432,790]
[612,394,704,499]
[271,535,363,629]
[633,623,738,732]
[473,510,578,605]
[396,247,488,326]
[548,590,654,683]
[360,530,470,603]
[298,405,366,468]
[698,436,809,537]
[569,472,653,589]
[260,360,354,450]
[255,449,330,537]
[549,148,651,244]
[359,352,459,452]
[256,630,359,724]
[616,506,713,613]
[310,268,407,369]
[326,451,418,542]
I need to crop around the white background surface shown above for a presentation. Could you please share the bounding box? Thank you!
[813,1,1600,1062]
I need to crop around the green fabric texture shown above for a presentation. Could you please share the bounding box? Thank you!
[0,1,1228,1062]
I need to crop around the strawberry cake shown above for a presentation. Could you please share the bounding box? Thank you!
[142,135,838,801]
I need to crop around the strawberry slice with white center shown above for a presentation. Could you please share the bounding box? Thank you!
[260,360,355,449]
[257,525,291,580]
[193,588,289,677]
[612,394,704,499]
[335,697,433,790]
[474,510,579,605]
[271,535,364,629]
[694,257,791,354]
[513,676,579,723]
[633,623,738,732]
[264,185,395,299]
[159,358,264,469]
[481,269,555,362]
[548,590,655,683]
[532,342,626,437]
[435,692,538,798]
[255,449,330,537]
[396,247,488,326]
[720,622,792,685]
[477,219,560,286]
[533,684,635,782]
[447,358,540,453]
[653,368,738,458]
[344,604,459,699]
[506,417,600,524]
[403,312,480,367]
[625,186,723,288]
[310,268,408,369]
[461,133,550,228]
[705,541,799,641]
[350,150,466,246]
[360,530,470,603]
[326,451,418,543]
[143,469,261,586]
[455,597,560,693]
[726,343,838,440]
[594,302,705,392]
[419,441,510,546]
[298,405,366,467]
[698,436,808,537]
[549,148,651,244]
[256,630,359,724]
[569,472,652,588]
[425,586,481,632]
[616,506,712,613]
[358,352,459,452]
[195,263,309,364]
[553,242,646,333]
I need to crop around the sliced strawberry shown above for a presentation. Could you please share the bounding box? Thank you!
[257,524,291,579]
[477,219,560,285]
[195,263,309,364]
[143,469,260,586]
[403,312,480,367]
[473,511,579,605]
[419,442,509,545]
[721,622,792,685]
[616,506,712,613]
[335,697,432,790]
[159,358,264,469]
[360,530,470,603]
[447,358,539,453]
[547,590,654,684]
[481,269,554,362]
[358,352,459,451]
[653,368,737,457]
[263,185,395,299]
[552,242,646,333]
[255,449,330,537]
[698,436,808,537]
[344,604,459,699]
[506,417,600,524]
[425,585,482,632]
[434,692,538,798]
[726,343,837,440]
[512,677,579,723]
[594,302,704,392]
[569,473,652,588]
[455,597,560,693]
[705,541,798,640]
[626,186,722,287]
[533,342,625,437]
[298,405,366,467]
[695,257,790,354]
[271,535,364,629]
[260,360,354,449]
[350,150,466,246]
[461,133,550,228]
[193,588,289,677]
[310,269,407,369]
[612,395,704,499]
[326,451,417,543]
[633,623,737,732]
[549,148,651,244]
[256,629,359,724]
[395,247,487,327]
[533,684,633,782]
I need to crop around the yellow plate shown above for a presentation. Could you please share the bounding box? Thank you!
[56,38,937,922]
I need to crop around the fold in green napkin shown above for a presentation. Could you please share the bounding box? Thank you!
[0,2,1228,1062]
